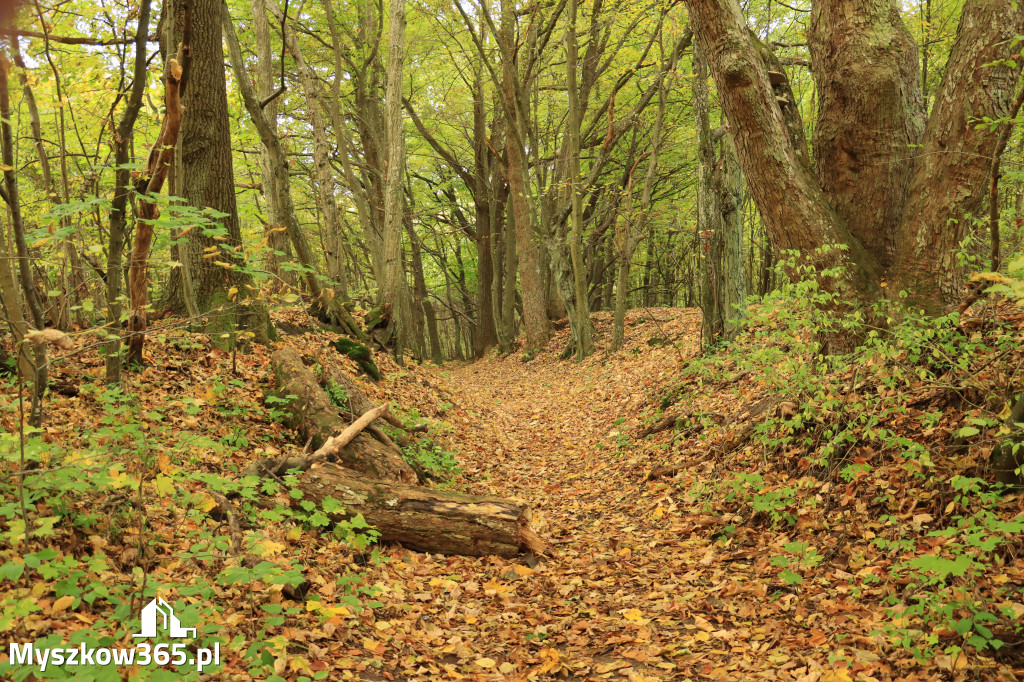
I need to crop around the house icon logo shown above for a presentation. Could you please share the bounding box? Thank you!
[132,597,197,638]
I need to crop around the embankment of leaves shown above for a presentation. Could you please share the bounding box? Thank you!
[0,307,465,680]
[644,293,1024,668]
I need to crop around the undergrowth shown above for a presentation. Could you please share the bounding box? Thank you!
[659,246,1024,663]
[0,346,380,680]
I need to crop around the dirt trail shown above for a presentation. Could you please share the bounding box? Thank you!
[362,310,907,680]
[412,310,770,680]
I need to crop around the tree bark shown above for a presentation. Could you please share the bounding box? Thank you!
[222,3,358,337]
[501,3,549,351]
[127,56,187,367]
[381,0,420,362]
[295,463,544,557]
[252,0,292,290]
[685,0,1024,314]
[0,56,47,425]
[891,0,1024,306]
[165,0,269,342]
[269,347,418,484]
[808,0,925,270]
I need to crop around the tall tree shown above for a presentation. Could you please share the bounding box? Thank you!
[382,0,420,361]
[695,44,745,346]
[684,0,1024,314]
[164,0,268,341]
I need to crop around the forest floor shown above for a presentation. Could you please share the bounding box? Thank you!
[3,306,1024,681]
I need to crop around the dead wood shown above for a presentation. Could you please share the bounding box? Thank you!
[269,348,417,484]
[296,463,546,557]
[312,402,390,459]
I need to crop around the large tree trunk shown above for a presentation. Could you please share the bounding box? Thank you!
[164,0,269,342]
[808,0,925,271]
[891,0,1024,306]
[684,0,881,296]
[295,463,543,557]
[685,0,1024,313]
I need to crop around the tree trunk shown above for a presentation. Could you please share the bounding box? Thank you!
[295,463,544,557]
[469,62,499,357]
[252,0,292,290]
[222,3,359,338]
[684,0,1024,314]
[498,207,518,353]
[716,132,746,338]
[891,0,1024,306]
[381,0,420,362]
[0,58,47,425]
[104,0,152,384]
[558,0,594,360]
[269,348,418,484]
[696,44,726,346]
[127,56,187,367]
[500,0,549,352]
[808,0,924,271]
[165,0,269,342]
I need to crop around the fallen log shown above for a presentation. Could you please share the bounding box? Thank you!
[269,348,417,484]
[296,463,546,557]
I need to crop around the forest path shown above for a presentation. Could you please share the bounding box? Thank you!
[426,309,782,680]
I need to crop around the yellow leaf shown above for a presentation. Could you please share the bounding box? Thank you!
[475,658,496,669]
[196,493,218,513]
[622,608,645,622]
[52,595,75,612]
[153,474,175,497]
[287,526,302,541]
[213,261,236,270]
[499,662,515,674]
[256,539,287,557]
[596,661,629,674]
[109,468,131,489]
[652,507,665,520]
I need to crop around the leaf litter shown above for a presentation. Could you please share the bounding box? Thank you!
[1,306,1022,681]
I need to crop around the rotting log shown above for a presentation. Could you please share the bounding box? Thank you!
[296,463,546,557]
[269,347,417,484]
